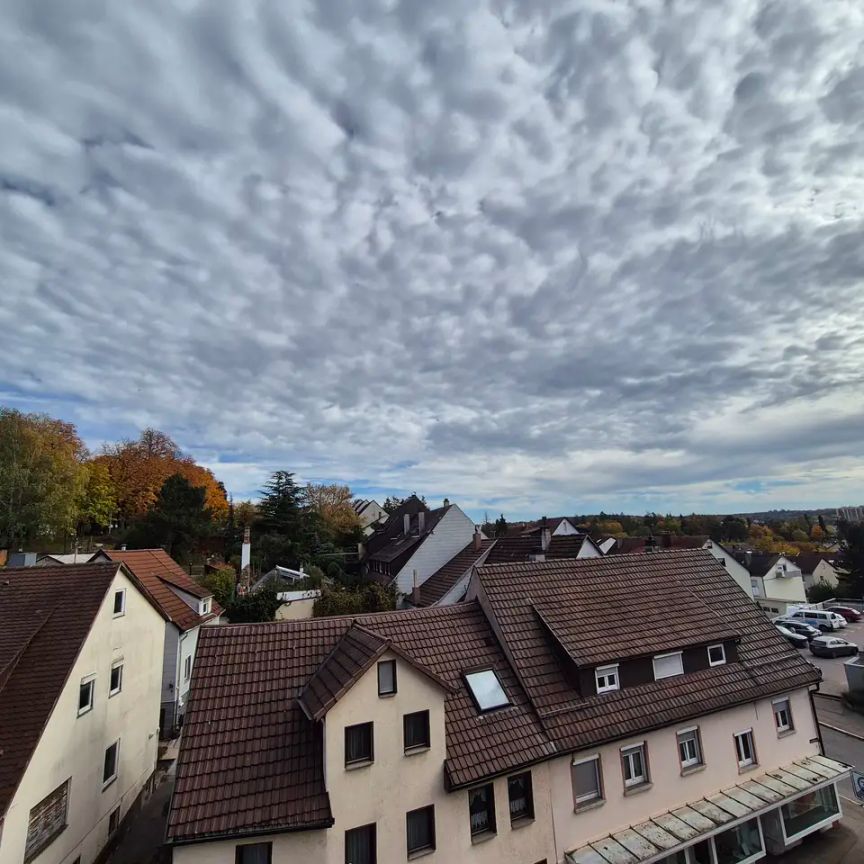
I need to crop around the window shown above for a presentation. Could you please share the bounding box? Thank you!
[24,779,69,862]
[571,755,603,806]
[377,660,396,696]
[78,678,95,716]
[113,589,125,616]
[110,662,123,696]
[235,842,273,864]
[184,655,192,681]
[734,730,756,768]
[108,806,121,836]
[714,817,764,864]
[201,598,211,615]
[468,783,496,837]
[621,743,649,788]
[403,710,430,752]
[653,651,683,680]
[465,669,509,711]
[345,722,374,766]
[773,698,793,733]
[345,823,376,864]
[781,785,840,842]
[594,664,619,694]
[507,772,534,822]
[103,740,119,786]
[406,806,435,856]
[708,644,726,667]
[677,728,702,769]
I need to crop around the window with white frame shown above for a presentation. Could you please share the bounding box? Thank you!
[773,698,794,733]
[103,740,120,786]
[734,729,756,768]
[201,598,211,615]
[184,655,192,681]
[708,644,726,666]
[653,651,683,680]
[112,589,126,616]
[78,676,95,716]
[109,661,123,697]
[620,743,649,788]
[677,727,702,769]
[571,755,603,806]
[594,664,619,694]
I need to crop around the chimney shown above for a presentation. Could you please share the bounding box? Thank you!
[412,569,421,605]
[120,543,127,551]
[540,517,551,552]
[473,526,482,551]
[403,513,411,535]
[240,527,252,593]
[443,498,450,508]
[418,511,426,533]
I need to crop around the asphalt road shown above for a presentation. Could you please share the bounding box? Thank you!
[821,726,862,803]
[791,618,864,697]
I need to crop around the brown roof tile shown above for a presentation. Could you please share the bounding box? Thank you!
[98,549,222,631]
[0,563,162,815]
[416,540,494,606]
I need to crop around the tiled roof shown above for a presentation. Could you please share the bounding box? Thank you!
[98,549,221,631]
[168,550,818,844]
[167,603,553,843]
[794,552,838,575]
[732,550,781,576]
[415,540,493,606]
[0,563,164,815]
[476,550,819,749]
[484,534,589,565]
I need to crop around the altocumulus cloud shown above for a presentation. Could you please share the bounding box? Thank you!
[1,0,864,517]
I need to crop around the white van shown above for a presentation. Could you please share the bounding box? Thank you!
[789,608,846,632]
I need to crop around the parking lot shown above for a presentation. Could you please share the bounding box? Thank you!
[795,618,864,697]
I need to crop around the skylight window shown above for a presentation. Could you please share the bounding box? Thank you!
[465,669,509,712]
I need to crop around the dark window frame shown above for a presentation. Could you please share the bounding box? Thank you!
[406,805,436,856]
[377,660,397,696]
[103,740,120,787]
[464,668,510,713]
[403,710,431,753]
[109,662,123,697]
[235,841,273,864]
[345,722,374,767]
[78,678,95,716]
[345,822,377,864]
[507,771,534,823]
[468,782,497,838]
[113,589,125,616]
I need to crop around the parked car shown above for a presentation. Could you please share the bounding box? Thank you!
[773,618,821,641]
[809,636,860,658]
[825,606,862,623]
[789,608,846,631]
[775,625,809,649]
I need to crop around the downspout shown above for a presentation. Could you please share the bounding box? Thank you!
[545,761,561,864]
[808,683,826,755]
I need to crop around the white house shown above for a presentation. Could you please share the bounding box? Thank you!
[0,561,166,864]
[702,539,755,597]
[795,553,843,591]
[735,551,808,616]
[352,499,387,535]
[92,549,222,736]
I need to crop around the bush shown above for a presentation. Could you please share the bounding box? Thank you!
[313,582,396,618]
[806,583,836,604]
[226,586,282,623]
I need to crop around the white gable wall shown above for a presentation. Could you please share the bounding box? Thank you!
[553,519,580,536]
[702,541,754,597]
[394,506,476,596]
[577,538,602,558]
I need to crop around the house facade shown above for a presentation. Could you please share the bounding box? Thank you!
[0,563,165,864]
[795,553,842,591]
[352,499,387,535]
[702,539,755,597]
[92,549,222,736]
[734,552,808,616]
[167,550,846,864]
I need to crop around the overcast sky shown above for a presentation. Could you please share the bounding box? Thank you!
[2,0,863,520]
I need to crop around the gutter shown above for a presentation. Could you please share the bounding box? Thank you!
[166,818,335,847]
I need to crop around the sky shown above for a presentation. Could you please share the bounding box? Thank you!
[2,0,864,521]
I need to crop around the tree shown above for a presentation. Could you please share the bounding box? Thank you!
[313,583,396,617]
[79,461,116,531]
[198,567,237,608]
[127,474,213,564]
[305,483,361,539]
[494,514,508,537]
[255,471,312,571]
[226,586,282,622]
[818,514,828,534]
[806,582,836,604]
[0,408,87,547]
[837,521,864,597]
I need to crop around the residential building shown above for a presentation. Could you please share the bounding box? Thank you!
[36,551,99,565]
[733,551,808,616]
[352,499,387,535]
[166,550,846,864]
[837,506,863,523]
[794,553,843,591]
[0,562,166,864]
[411,532,495,607]
[361,496,479,601]
[274,589,322,621]
[506,516,582,537]
[91,549,222,736]
[702,539,755,597]
[484,530,602,564]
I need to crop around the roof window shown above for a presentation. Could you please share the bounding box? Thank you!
[465,669,509,712]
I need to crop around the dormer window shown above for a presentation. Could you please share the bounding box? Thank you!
[708,644,726,667]
[465,669,509,712]
[201,598,211,615]
[652,651,683,680]
[595,664,620,694]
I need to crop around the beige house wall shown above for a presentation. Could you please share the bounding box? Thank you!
[1,569,164,864]
[275,598,317,621]
[549,688,819,855]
